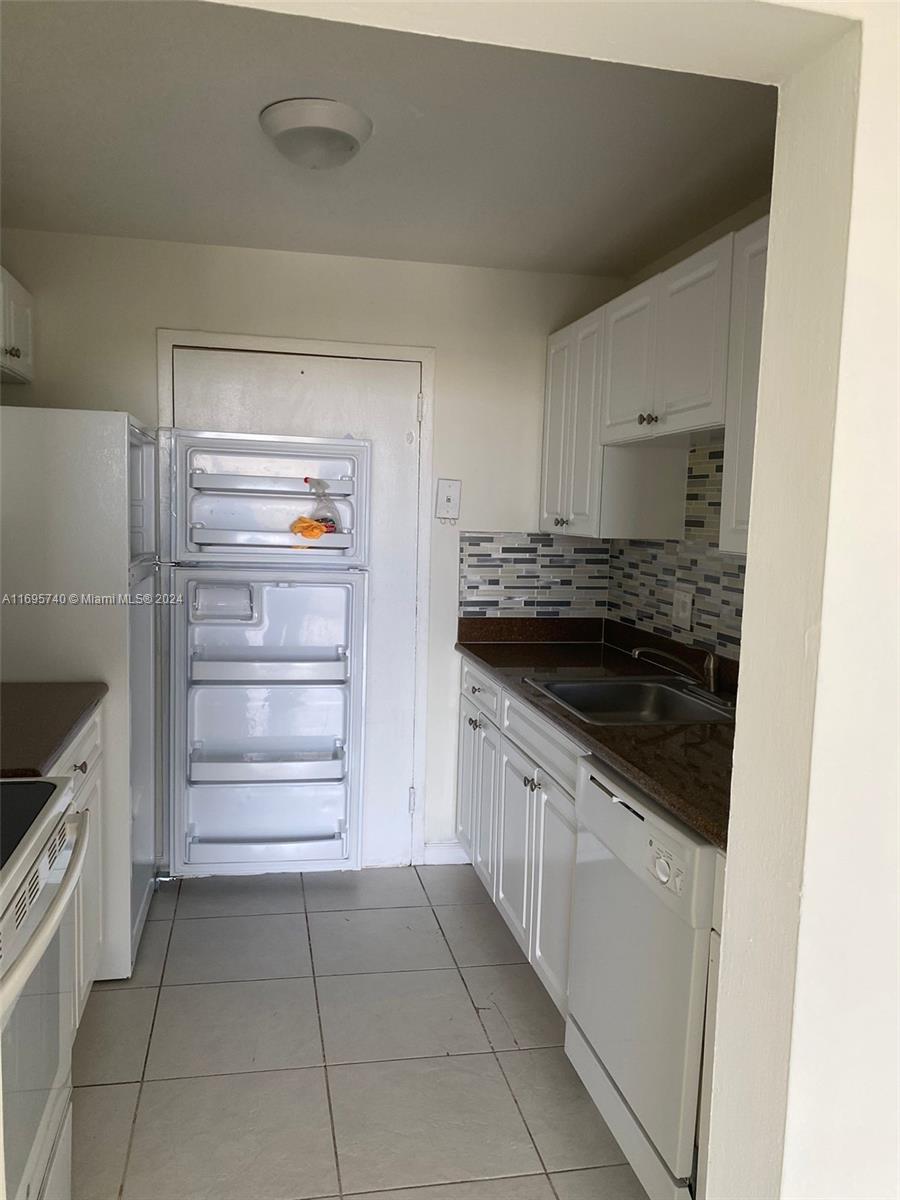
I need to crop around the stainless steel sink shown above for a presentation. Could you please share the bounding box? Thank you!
[526,675,735,726]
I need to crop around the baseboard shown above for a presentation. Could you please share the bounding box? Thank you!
[423,840,470,865]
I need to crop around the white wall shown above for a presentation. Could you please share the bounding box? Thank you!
[0,227,616,853]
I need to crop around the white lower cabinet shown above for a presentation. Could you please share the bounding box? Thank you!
[456,661,584,1015]
[472,717,500,895]
[74,768,104,1021]
[530,776,577,1011]
[496,740,535,952]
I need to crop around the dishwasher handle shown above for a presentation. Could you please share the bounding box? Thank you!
[589,774,645,822]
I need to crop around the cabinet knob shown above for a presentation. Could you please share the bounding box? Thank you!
[529,778,538,792]
[560,519,568,527]
[73,760,89,774]
[523,774,530,787]
[470,685,481,695]
[649,413,659,424]
[553,518,560,527]
[638,413,646,425]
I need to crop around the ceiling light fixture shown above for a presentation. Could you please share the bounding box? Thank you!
[259,98,373,170]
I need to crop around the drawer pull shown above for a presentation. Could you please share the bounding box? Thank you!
[73,760,89,774]
[471,685,482,695]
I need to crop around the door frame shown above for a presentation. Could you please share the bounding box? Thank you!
[157,328,435,865]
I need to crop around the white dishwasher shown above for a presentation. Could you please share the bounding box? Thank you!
[565,756,717,1200]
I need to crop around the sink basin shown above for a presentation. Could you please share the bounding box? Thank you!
[526,675,734,726]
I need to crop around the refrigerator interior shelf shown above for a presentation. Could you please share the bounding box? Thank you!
[186,832,346,864]
[191,528,354,550]
[191,655,349,683]
[189,747,345,783]
[189,472,355,497]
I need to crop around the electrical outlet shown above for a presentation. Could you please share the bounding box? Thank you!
[673,588,693,630]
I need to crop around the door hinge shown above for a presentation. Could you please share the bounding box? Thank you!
[416,392,425,423]
[408,786,417,814]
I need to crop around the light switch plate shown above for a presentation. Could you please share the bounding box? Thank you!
[673,588,693,630]
[435,478,462,521]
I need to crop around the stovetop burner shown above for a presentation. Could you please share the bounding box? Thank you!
[0,779,58,869]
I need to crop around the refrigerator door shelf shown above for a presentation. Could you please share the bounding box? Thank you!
[189,472,355,497]
[186,832,346,865]
[191,528,354,550]
[191,654,349,683]
[174,431,370,566]
[189,746,345,784]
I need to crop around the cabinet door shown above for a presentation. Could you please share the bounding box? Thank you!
[531,777,577,1014]
[75,767,103,1021]
[1,269,34,382]
[455,695,479,854]
[564,313,604,536]
[653,234,733,434]
[472,716,500,895]
[720,217,769,554]
[496,739,535,953]
[600,279,657,444]
[538,331,571,532]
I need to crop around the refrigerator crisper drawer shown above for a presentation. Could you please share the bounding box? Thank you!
[173,430,371,565]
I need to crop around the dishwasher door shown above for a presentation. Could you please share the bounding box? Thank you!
[567,758,716,1184]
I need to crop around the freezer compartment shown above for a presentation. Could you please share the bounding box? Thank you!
[174,431,370,564]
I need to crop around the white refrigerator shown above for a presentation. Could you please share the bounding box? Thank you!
[162,429,370,876]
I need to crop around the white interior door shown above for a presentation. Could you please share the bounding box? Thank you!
[172,348,421,867]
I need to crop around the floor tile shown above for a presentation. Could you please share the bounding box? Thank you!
[416,865,491,906]
[308,907,453,975]
[146,879,178,921]
[176,872,304,919]
[318,969,489,1063]
[145,977,322,1079]
[551,1165,651,1200]
[72,1083,139,1200]
[163,913,311,984]
[304,866,428,911]
[95,920,169,990]
[498,1048,626,1172]
[330,1053,541,1193]
[348,1176,554,1199]
[123,1069,337,1200]
[73,989,157,1085]
[434,904,528,967]
[462,964,565,1050]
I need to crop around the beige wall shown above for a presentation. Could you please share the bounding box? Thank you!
[0,227,616,853]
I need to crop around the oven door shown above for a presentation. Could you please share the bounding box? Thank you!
[1,810,87,1200]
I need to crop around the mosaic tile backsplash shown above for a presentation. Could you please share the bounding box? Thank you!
[459,432,746,660]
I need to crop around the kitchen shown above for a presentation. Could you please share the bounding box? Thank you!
[0,4,897,1200]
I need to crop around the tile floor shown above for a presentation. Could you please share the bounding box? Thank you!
[73,865,650,1200]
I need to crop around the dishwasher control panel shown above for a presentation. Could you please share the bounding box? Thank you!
[647,836,687,897]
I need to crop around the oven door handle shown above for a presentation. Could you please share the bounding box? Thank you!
[0,809,89,1020]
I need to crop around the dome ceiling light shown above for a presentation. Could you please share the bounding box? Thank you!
[259,98,373,170]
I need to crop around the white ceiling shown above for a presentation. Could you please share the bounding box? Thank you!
[0,1,777,276]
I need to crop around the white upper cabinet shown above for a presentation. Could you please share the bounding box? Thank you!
[1,268,34,383]
[539,331,571,531]
[653,234,733,435]
[539,313,603,536]
[600,279,657,444]
[720,216,769,554]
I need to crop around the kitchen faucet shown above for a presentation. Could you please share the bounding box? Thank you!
[631,645,717,694]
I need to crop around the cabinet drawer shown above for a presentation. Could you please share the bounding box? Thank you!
[461,659,501,721]
[46,708,103,799]
[502,694,585,795]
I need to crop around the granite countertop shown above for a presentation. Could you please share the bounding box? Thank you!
[457,638,733,850]
[1,681,109,778]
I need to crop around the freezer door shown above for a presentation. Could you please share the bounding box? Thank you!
[170,568,366,874]
[172,429,370,566]
[129,424,157,562]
